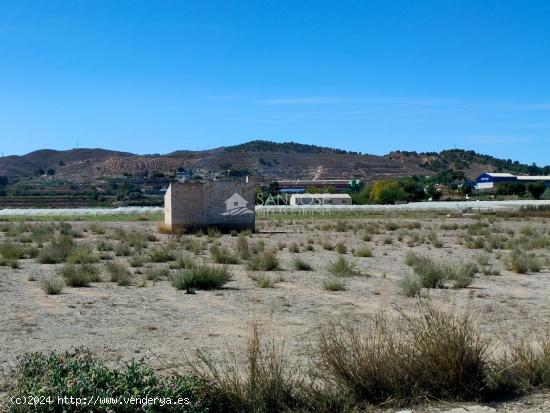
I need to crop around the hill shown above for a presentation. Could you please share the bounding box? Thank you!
[0,141,548,183]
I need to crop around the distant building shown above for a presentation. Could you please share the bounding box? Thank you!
[278,179,358,194]
[475,172,550,190]
[164,179,255,232]
[289,193,352,206]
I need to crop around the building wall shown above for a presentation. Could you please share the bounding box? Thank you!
[164,180,255,232]
[290,195,352,205]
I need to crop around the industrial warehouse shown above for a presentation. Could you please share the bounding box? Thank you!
[475,172,550,190]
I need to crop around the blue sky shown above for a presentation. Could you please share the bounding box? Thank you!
[1,0,549,165]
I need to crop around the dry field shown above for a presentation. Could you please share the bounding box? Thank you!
[0,213,549,412]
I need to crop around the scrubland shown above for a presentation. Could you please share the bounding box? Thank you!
[0,213,549,412]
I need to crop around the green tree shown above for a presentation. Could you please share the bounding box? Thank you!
[369,180,406,204]
[527,181,546,199]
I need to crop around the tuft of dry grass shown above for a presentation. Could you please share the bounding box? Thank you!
[328,256,359,277]
[317,303,490,404]
[246,251,279,271]
[41,277,64,295]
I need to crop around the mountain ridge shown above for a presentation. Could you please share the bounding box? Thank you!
[0,140,548,182]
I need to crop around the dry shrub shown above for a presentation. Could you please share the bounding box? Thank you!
[41,278,64,295]
[246,251,279,271]
[490,336,550,393]
[317,303,490,404]
[106,261,132,286]
[195,324,305,412]
[210,245,240,264]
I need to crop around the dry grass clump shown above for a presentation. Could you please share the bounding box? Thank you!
[37,236,75,264]
[105,261,132,286]
[384,221,400,231]
[246,251,279,271]
[41,277,64,295]
[171,254,196,270]
[144,266,170,281]
[248,272,282,288]
[291,257,312,271]
[427,232,443,248]
[504,249,541,274]
[400,273,422,297]
[322,277,346,291]
[67,245,99,264]
[490,337,550,392]
[89,223,106,235]
[129,255,144,267]
[114,243,131,256]
[322,241,334,251]
[335,242,347,254]
[195,324,305,412]
[236,235,250,259]
[210,245,239,264]
[317,304,490,404]
[171,264,232,291]
[353,246,373,257]
[288,242,300,253]
[328,256,359,277]
[405,252,477,289]
[0,241,26,267]
[59,263,100,287]
[149,247,176,262]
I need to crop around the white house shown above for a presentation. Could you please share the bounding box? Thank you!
[289,193,352,206]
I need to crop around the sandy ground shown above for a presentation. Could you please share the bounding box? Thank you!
[0,216,549,411]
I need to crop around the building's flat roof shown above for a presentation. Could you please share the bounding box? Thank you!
[290,193,352,198]
[278,179,352,184]
[484,173,516,177]
[517,176,550,181]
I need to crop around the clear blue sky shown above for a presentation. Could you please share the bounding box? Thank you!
[1,0,549,165]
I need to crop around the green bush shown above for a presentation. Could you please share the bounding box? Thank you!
[171,264,232,290]
[8,350,210,413]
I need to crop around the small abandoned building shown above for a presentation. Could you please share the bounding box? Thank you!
[164,179,255,232]
[289,193,352,206]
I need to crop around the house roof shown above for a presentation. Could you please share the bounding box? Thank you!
[224,193,248,204]
[516,176,550,181]
[484,173,516,178]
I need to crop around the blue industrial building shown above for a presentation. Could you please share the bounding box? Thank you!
[475,173,550,190]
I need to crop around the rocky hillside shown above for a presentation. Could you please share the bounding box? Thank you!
[0,140,547,182]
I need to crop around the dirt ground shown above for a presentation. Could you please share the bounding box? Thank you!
[0,215,549,412]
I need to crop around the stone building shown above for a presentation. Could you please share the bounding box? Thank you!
[164,179,255,232]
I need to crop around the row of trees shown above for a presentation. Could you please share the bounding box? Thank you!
[495,181,546,199]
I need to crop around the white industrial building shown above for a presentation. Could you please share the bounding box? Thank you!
[289,193,352,206]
